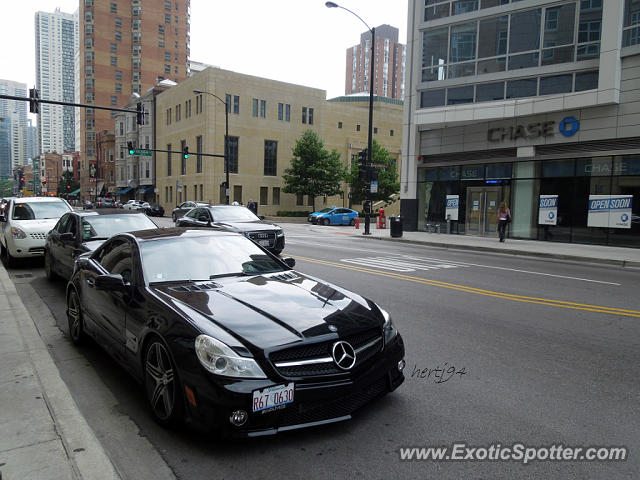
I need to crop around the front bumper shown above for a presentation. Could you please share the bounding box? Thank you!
[181,333,405,437]
[5,234,47,258]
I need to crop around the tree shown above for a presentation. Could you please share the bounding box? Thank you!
[346,138,400,206]
[0,179,12,197]
[57,170,79,197]
[282,130,347,211]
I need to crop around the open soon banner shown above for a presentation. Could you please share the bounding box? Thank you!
[587,195,632,229]
[446,195,459,221]
[538,195,558,225]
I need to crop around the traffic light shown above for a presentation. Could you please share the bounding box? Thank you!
[29,88,39,114]
[136,103,144,125]
[67,185,71,190]
[357,149,368,181]
[127,141,134,155]
[183,146,189,159]
[20,176,25,188]
[42,178,47,185]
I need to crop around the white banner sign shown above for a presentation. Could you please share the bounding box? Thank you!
[587,195,632,229]
[446,195,459,221]
[538,195,558,225]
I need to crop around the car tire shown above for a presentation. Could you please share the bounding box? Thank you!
[272,249,283,256]
[2,241,17,268]
[144,338,184,428]
[67,288,86,346]
[349,219,356,226]
[323,218,330,226]
[44,250,58,281]
[172,213,176,222]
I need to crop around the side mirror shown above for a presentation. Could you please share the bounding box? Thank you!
[282,257,295,268]
[94,273,127,291]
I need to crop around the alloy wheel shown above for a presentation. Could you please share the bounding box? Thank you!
[67,290,84,345]
[144,340,181,425]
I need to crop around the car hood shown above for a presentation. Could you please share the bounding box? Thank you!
[151,271,381,350]
[309,212,328,217]
[212,220,280,232]
[11,218,60,232]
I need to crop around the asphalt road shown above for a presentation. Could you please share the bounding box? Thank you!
[7,219,640,479]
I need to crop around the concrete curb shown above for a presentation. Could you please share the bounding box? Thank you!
[352,235,640,268]
[0,262,121,480]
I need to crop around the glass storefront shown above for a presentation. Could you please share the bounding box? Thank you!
[417,154,640,247]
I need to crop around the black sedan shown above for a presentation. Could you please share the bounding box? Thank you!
[176,205,285,255]
[145,203,165,217]
[45,211,159,281]
[65,228,405,436]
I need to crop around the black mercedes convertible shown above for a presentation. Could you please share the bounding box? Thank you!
[66,228,405,436]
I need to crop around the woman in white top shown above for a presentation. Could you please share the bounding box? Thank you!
[497,201,511,242]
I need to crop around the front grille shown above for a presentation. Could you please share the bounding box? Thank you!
[28,247,45,254]
[270,328,383,378]
[29,232,47,240]
[248,230,275,247]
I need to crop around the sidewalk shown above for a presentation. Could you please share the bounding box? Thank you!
[0,261,120,480]
[346,224,640,268]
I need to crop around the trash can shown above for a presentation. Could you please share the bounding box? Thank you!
[390,216,403,238]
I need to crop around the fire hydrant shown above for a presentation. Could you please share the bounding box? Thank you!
[355,217,360,229]
[377,208,386,229]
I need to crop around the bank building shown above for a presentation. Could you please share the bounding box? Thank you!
[401,0,640,247]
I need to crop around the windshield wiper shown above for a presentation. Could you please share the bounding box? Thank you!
[209,272,253,279]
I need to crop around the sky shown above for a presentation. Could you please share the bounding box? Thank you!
[1,0,408,102]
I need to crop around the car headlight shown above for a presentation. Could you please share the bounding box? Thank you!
[379,307,398,344]
[276,228,284,237]
[10,227,27,239]
[195,334,266,378]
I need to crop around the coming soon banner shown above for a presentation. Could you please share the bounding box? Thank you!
[587,195,633,229]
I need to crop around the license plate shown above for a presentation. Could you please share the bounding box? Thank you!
[259,239,271,246]
[252,382,294,412]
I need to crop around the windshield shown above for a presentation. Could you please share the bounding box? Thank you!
[141,234,285,283]
[81,215,157,240]
[208,206,260,222]
[317,208,333,213]
[12,201,71,220]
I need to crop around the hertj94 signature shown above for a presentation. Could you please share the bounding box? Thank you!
[410,363,468,384]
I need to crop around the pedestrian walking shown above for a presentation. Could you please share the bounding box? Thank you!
[497,201,511,242]
[247,199,258,215]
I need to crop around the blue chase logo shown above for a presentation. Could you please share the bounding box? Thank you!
[559,116,580,137]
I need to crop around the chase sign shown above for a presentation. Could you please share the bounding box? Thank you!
[488,116,580,142]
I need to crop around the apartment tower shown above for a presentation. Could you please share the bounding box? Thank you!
[35,8,78,155]
[79,0,190,195]
[345,24,406,100]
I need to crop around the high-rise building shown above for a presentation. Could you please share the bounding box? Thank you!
[0,117,11,178]
[79,0,190,196]
[0,80,29,171]
[27,119,39,162]
[345,24,406,100]
[35,8,78,155]
[401,0,640,248]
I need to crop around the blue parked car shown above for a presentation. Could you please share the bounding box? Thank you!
[308,207,359,226]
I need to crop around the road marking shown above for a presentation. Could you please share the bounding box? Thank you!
[341,255,468,272]
[290,255,640,318]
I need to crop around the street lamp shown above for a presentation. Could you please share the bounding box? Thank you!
[193,89,230,205]
[326,1,375,235]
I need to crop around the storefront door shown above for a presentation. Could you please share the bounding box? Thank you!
[465,187,500,236]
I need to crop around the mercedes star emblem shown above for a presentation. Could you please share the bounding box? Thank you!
[332,341,356,370]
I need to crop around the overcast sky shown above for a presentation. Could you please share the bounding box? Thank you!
[1,0,408,101]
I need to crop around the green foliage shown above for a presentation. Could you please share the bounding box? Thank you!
[346,139,400,205]
[282,130,347,211]
[57,170,79,196]
[0,179,13,197]
[276,211,311,217]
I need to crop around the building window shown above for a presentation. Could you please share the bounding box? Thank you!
[186,99,191,118]
[196,94,202,114]
[390,129,394,136]
[165,186,169,202]
[110,56,118,66]
[260,100,266,118]
[225,94,232,113]
[285,104,290,122]
[278,103,283,121]
[233,95,239,114]
[264,140,277,176]
[164,64,171,74]
[296,193,303,206]
[356,124,361,131]
[166,108,172,125]
[338,121,343,129]
[165,51,171,61]
[176,104,181,121]
[196,135,202,173]
[167,144,172,176]
[110,2,117,13]
[623,0,640,47]
[199,184,203,201]
[227,136,239,174]
[252,98,258,117]
[115,70,122,81]
[302,106,307,124]
[260,187,268,205]
[165,0,171,10]
[272,187,280,206]
[159,24,165,34]
[158,38,165,48]
[110,96,117,106]
[114,18,121,28]
[115,83,122,93]
[309,108,314,125]
[165,13,171,23]
[110,43,117,53]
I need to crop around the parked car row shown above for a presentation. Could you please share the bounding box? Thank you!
[82,198,165,217]
[0,196,405,437]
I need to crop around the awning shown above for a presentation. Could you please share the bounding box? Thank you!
[136,185,155,194]
[69,188,81,195]
[115,187,132,195]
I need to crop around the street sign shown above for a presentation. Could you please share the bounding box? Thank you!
[370,180,378,194]
[132,149,152,156]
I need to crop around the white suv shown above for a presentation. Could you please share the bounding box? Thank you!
[0,197,72,267]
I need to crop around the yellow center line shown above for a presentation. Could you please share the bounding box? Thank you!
[290,255,640,318]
